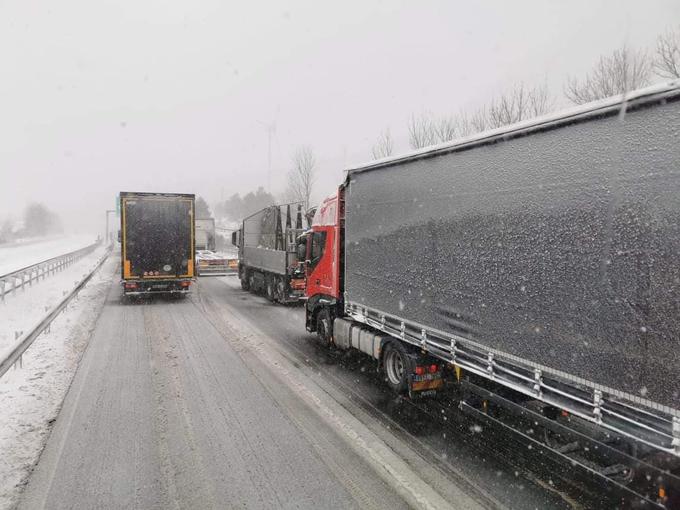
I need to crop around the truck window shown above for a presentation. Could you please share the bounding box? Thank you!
[309,231,327,270]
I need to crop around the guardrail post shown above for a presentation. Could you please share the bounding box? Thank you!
[14,331,23,369]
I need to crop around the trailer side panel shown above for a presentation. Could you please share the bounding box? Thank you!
[345,95,680,411]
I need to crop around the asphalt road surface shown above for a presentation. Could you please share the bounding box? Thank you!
[18,273,573,510]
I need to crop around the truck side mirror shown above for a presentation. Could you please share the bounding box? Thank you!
[117,230,121,243]
[231,231,238,246]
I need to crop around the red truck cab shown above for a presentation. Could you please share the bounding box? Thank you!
[304,188,343,338]
[304,186,444,398]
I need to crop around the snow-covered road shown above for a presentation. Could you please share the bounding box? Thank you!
[10,275,570,510]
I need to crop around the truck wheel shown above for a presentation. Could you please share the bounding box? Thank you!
[275,276,286,302]
[266,276,275,302]
[316,309,333,346]
[241,271,250,291]
[382,342,409,394]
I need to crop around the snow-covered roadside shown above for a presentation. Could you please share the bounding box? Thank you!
[0,234,97,276]
[0,246,108,354]
[0,255,116,510]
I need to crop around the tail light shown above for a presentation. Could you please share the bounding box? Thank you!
[180,281,191,287]
[415,366,425,375]
[428,364,438,374]
[124,282,138,289]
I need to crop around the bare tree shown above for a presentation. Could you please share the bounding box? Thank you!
[371,129,394,159]
[654,26,680,79]
[23,202,62,237]
[406,83,553,150]
[456,107,489,137]
[407,113,461,149]
[487,83,553,128]
[407,113,438,149]
[565,46,652,104]
[286,146,316,210]
[432,116,457,144]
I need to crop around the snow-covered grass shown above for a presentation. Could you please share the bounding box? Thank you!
[0,234,97,276]
[0,253,114,510]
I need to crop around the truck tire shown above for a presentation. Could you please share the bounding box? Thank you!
[265,275,275,302]
[382,341,410,395]
[241,269,250,291]
[275,276,286,302]
[316,308,333,346]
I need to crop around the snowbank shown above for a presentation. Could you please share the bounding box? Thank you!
[0,253,114,509]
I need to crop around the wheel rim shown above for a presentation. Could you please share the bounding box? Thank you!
[385,349,404,385]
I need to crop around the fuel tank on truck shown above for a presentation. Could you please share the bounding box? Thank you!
[343,83,680,415]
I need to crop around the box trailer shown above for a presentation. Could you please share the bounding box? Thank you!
[303,82,680,506]
[120,191,195,295]
[195,218,216,251]
[194,217,232,275]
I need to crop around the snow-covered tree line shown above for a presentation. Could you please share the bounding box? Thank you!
[0,203,62,244]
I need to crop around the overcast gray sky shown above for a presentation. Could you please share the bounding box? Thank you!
[1,0,679,233]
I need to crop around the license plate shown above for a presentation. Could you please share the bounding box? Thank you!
[412,373,440,382]
[412,378,443,392]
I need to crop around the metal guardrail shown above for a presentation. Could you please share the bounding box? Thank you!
[0,247,111,379]
[0,240,101,302]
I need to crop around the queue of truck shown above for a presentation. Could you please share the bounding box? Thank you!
[118,81,680,507]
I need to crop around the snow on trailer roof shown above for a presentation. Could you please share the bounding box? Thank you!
[119,191,196,199]
[345,80,680,175]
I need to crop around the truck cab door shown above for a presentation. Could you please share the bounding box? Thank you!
[306,228,335,298]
